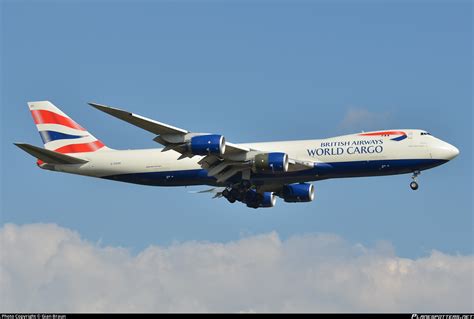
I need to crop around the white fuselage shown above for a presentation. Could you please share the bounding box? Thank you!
[41,129,459,187]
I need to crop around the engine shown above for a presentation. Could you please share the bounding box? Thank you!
[189,134,226,155]
[281,183,315,202]
[260,192,276,208]
[244,190,276,208]
[252,152,289,173]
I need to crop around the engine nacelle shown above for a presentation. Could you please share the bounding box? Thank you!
[260,192,276,208]
[189,134,226,155]
[244,190,276,208]
[282,183,315,202]
[252,152,289,173]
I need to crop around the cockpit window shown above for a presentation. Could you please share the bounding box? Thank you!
[420,132,431,136]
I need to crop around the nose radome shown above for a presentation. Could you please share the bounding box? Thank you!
[444,143,460,160]
[431,140,459,161]
[448,144,460,159]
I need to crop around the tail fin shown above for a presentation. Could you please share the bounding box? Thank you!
[28,101,109,154]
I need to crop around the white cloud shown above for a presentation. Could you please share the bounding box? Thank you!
[0,223,473,313]
[339,107,392,132]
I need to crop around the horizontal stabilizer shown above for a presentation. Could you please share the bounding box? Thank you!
[189,187,226,198]
[14,143,88,165]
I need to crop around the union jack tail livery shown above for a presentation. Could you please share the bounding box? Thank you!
[28,101,108,154]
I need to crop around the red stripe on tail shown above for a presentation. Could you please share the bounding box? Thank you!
[31,110,85,131]
[54,140,105,154]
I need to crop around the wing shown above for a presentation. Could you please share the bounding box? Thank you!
[89,102,313,183]
[88,103,189,135]
[188,187,226,198]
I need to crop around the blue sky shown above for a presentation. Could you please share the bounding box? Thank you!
[1,0,472,263]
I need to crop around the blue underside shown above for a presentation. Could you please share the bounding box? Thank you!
[101,159,448,187]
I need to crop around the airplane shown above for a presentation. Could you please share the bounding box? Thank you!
[15,101,459,209]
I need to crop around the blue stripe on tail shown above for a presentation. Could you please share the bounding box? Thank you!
[39,131,85,143]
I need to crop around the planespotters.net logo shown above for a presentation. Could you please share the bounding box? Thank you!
[412,315,474,319]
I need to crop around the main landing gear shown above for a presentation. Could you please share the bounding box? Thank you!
[410,170,420,190]
[222,180,251,204]
[222,180,264,208]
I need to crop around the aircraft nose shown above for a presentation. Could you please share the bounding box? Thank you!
[447,144,460,159]
[438,142,460,160]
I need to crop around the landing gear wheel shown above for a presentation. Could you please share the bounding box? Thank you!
[410,170,420,191]
[410,181,419,190]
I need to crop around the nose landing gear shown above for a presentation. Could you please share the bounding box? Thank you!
[410,171,420,190]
